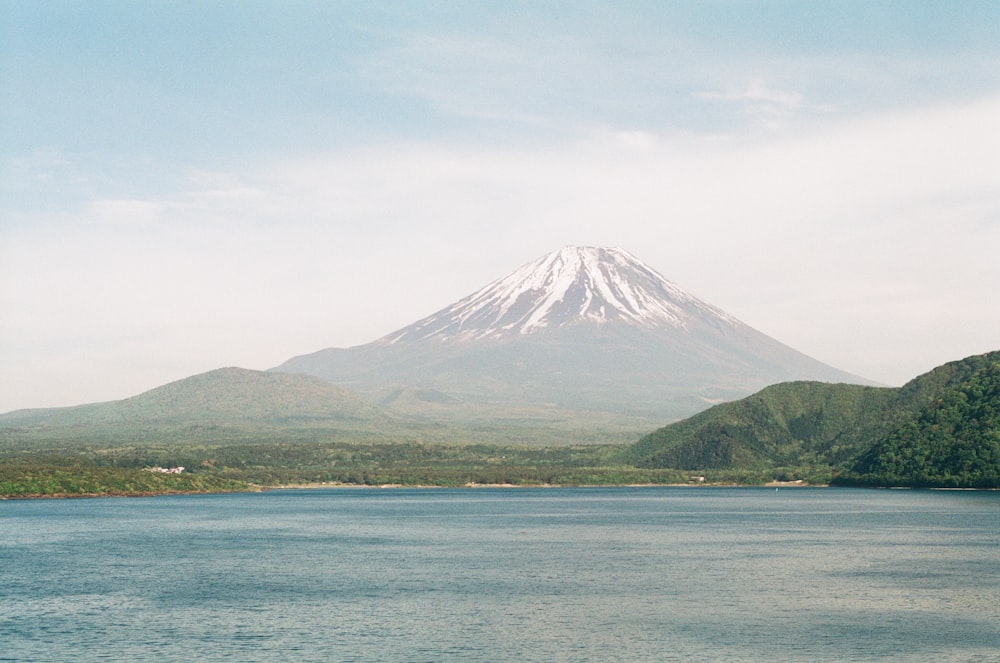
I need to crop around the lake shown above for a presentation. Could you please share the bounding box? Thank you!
[1,487,997,662]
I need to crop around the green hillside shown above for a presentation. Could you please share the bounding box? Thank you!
[628,350,1000,487]
[836,360,1000,487]
[0,368,393,448]
[626,381,896,469]
[0,367,382,427]
[3,352,998,495]
[0,367,647,450]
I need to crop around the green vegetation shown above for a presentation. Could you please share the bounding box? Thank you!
[0,442,645,495]
[630,351,1000,488]
[0,367,649,450]
[835,361,1000,487]
[625,381,897,469]
[2,352,998,496]
[1,440,827,497]
[0,460,248,497]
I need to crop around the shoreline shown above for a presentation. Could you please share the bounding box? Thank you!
[0,487,259,501]
[3,481,827,499]
[8,481,997,500]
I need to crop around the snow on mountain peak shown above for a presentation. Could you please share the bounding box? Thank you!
[384,246,737,343]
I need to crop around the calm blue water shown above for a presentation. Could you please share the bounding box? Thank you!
[1,487,997,662]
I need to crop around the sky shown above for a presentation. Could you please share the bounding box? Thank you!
[2,1,999,412]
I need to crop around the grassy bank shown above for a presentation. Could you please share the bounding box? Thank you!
[1,440,836,497]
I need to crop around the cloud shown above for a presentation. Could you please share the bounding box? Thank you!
[699,79,805,107]
[697,79,819,130]
[1,95,998,410]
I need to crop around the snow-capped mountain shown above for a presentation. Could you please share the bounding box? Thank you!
[274,246,873,430]
[385,246,737,342]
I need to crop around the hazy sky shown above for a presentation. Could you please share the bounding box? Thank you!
[2,1,999,412]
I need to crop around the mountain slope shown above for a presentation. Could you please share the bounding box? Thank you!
[1,367,381,427]
[628,350,1000,485]
[275,246,871,427]
[384,246,740,341]
[627,381,896,469]
[837,358,1000,487]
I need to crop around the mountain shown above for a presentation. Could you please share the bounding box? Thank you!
[382,245,743,342]
[275,246,871,429]
[0,368,386,444]
[837,356,1000,487]
[626,381,895,470]
[627,350,1000,487]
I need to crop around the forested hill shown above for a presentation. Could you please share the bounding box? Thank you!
[836,359,1000,487]
[628,350,1000,488]
[625,381,896,469]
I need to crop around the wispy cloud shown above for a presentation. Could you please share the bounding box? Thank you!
[697,79,820,130]
[3,3,999,411]
[3,95,997,409]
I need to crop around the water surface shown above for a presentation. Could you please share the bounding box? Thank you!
[2,487,997,661]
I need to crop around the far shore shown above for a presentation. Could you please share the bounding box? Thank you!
[262,480,829,491]
[2,482,823,499]
[23,481,1000,501]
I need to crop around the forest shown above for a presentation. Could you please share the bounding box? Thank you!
[3,352,998,497]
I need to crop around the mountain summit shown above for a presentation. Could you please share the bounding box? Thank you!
[275,246,872,430]
[386,246,736,342]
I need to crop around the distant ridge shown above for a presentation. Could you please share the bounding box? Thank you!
[0,367,382,429]
[275,246,873,426]
[627,349,1000,487]
[0,247,877,446]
